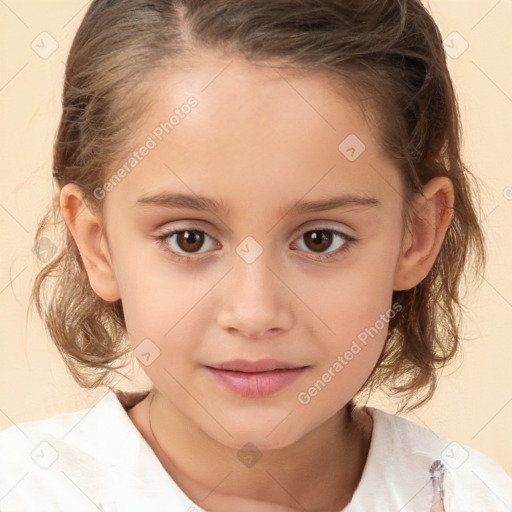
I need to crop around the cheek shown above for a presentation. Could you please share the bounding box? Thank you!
[112,254,216,373]
[297,232,400,379]
[297,276,395,416]
[302,245,398,338]
[108,228,193,333]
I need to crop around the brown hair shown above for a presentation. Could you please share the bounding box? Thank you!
[29,0,485,411]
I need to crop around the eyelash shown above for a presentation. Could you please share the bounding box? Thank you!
[154,226,357,263]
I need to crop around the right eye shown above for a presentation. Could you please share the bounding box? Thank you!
[155,228,220,261]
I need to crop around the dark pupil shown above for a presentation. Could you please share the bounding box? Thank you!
[304,230,332,252]
[177,230,204,252]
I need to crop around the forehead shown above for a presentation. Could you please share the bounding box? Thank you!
[142,54,370,138]
[104,54,401,218]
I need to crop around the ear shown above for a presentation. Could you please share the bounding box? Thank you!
[393,177,454,291]
[59,183,121,302]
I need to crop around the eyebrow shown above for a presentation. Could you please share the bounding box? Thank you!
[135,192,381,217]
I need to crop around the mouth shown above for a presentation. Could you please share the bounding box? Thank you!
[204,359,309,397]
[207,358,306,373]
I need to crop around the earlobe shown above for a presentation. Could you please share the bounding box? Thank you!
[393,177,454,291]
[59,184,121,302]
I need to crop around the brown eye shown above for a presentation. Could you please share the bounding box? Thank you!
[156,228,218,259]
[292,228,355,261]
[175,230,205,253]
[303,230,333,253]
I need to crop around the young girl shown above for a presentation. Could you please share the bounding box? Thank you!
[1,0,510,510]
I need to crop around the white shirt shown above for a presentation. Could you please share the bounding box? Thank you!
[0,389,510,511]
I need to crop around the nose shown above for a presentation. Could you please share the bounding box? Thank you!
[216,248,294,339]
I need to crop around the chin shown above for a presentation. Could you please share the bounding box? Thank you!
[208,420,307,453]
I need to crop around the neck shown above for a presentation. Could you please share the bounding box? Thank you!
[135,390,373,511]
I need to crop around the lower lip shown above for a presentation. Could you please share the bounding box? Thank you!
[205,366,308,398]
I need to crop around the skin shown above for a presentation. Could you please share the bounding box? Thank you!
[60,53,454,511]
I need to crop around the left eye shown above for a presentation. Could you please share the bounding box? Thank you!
[291,229,355,259]
[155,227,355,261]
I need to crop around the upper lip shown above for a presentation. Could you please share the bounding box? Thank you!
[206,358,307,373]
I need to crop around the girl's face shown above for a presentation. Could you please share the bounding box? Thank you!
[99,54,408,449]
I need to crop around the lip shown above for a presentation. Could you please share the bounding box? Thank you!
[207,358,305,373]
[205,359,309,398]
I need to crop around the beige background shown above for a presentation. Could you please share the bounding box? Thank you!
[0,0,511,477]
